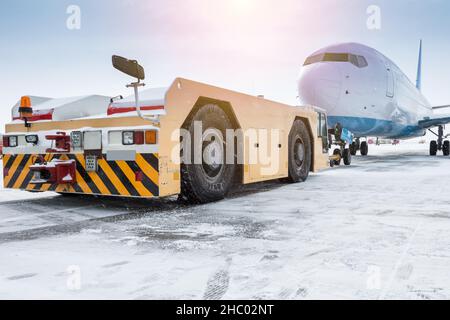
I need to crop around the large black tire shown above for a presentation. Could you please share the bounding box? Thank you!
[430,141,438,156]
[343,148,352,166]
[180,104,236,203]
[349,142,357,156]
[360,141,369,156]
[286,120,311,183]
[443,141,450,156]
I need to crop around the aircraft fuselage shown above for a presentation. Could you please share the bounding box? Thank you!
[298,43,432,139]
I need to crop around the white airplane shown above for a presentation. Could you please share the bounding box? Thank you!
[298,41,450,156]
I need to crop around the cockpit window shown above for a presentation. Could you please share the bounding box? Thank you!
[304,53,368,68]
[303,54,324,65]
[323,53,349,62]
[356,55,368,67]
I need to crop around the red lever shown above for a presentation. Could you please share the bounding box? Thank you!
[46,132,70,153]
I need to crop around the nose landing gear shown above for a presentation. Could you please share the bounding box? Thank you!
[329,123,353,167]
[429,125,450,156]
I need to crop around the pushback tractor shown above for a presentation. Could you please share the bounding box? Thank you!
[3,57,330,203]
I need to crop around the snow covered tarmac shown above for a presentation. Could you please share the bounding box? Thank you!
[0,142,449,299]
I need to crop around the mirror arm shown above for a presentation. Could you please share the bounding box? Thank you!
[126,80,160,127]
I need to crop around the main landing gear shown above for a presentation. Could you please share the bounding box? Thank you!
[429,125,450,156]
[349,138,369,156]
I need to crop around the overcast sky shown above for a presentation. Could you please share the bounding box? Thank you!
[1,0,450,129]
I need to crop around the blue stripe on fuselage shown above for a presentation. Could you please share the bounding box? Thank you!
[327,116,425,139]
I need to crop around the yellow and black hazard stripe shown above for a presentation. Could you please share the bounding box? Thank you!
[2,153,159,198]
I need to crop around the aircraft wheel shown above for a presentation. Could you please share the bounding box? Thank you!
[333,148,342,166]
[360,141,368,156]
[343,148,352,166]
[443,141,450,156]
[349,142,357,156]
[430,141,438,156]
[329,160,335,168]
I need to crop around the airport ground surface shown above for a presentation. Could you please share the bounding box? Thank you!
[0,142,449,299]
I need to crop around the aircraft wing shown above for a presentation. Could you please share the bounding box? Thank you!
[432,105,450,110]
[418,114,450,128]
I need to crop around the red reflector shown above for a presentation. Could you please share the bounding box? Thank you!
[135,171,143,182]
[3,168,9,177]
[134,131,144,145]
[3,136,9,147]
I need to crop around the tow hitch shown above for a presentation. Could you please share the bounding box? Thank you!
[46,132,70,153]
[29,159,77,184]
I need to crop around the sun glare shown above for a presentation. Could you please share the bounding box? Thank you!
[230,0,254,12]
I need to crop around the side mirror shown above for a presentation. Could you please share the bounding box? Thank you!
[112,55,145,80]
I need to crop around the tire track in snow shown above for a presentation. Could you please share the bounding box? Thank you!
[203,257,232,300]
[378,219,423,299]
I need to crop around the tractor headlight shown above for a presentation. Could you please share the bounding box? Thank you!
[25,135,39,144]
[122,131,134,145]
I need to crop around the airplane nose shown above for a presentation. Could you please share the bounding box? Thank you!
[298,63,342,113]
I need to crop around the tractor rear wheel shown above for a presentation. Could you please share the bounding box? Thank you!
[286,120,311,183]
